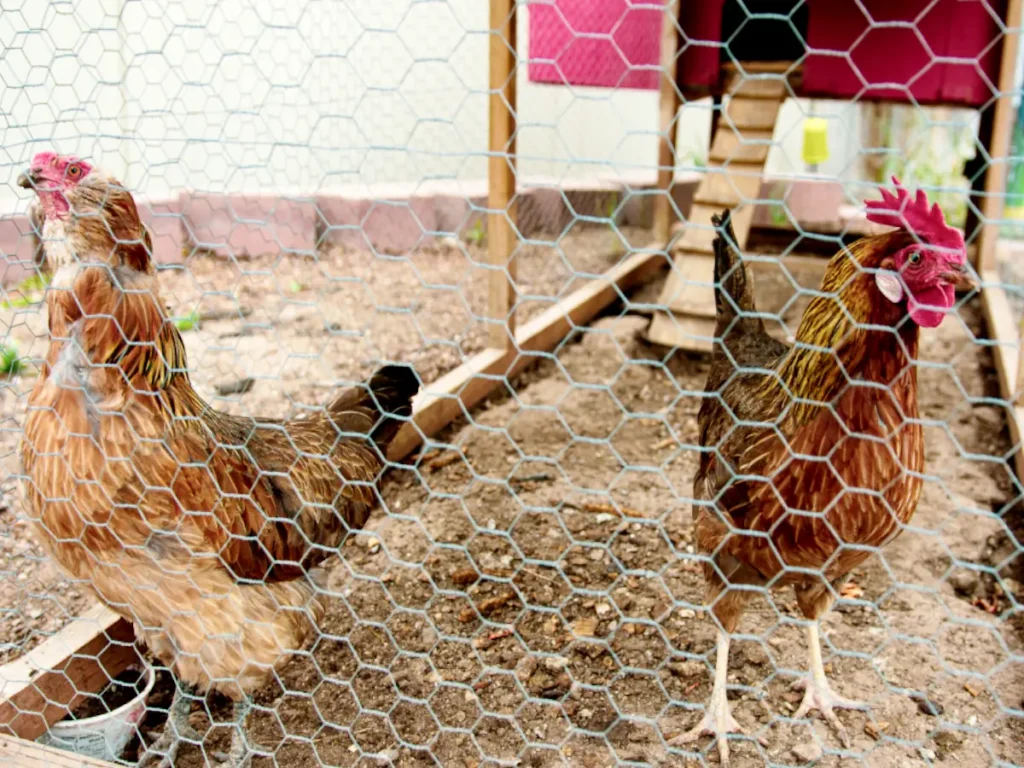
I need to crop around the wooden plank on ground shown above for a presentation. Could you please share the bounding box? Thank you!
[653,0,682,245]
[0,733,118,768]
[0,604,136,741]
[977,0,1022,274]
[980,263,1024,480]
[387,247,669,461]
[487,0,518,349]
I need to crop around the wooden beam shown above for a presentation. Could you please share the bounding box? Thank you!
[387,247,668,461]
[0,733,119,767]
[980,264,1024,481]
[488,0,518,349]
[652,0,682,245]
[1018,312,1024,406]
[0,604,136,741]
[977,0,1023,274]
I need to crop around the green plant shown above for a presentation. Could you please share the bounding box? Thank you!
[0,344,23,376]
[1,273,50,310]
[873,107,972,228]
[173,310,201,332]
[465,219,486,246]
[605,192,619,221]
[766,180,789,227]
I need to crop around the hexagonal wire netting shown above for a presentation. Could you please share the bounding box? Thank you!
[0,0,1022,766]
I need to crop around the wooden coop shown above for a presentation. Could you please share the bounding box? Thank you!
[1,0,1024,763]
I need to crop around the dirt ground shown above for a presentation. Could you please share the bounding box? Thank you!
[0,224,1022,768]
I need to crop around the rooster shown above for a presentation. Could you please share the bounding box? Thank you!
[670,180,974,764]
[17,152,420,766]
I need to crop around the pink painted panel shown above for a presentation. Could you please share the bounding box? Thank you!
[527,0,664,90]
[802,0,1005,108]
[528,0,1006,107]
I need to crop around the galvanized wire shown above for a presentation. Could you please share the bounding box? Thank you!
[0,1,1022,767]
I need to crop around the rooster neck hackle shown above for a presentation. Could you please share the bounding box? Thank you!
[769,231,919,416]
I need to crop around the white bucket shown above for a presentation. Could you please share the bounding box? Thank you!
[37,664,156,762]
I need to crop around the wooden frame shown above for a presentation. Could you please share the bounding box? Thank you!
[653,0,682,245]
[488,0,519,350]
[977,0,1024,482]
[981,246,1024,482]
[977,0,1023,275]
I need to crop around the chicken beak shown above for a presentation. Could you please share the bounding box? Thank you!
[16,170,38,190]
[941,265,978,293]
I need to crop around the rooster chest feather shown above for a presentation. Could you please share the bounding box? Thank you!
[40,217,80,288]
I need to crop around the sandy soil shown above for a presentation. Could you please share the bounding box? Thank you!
[0,226,1021,767]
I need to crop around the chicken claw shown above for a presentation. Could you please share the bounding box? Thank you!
[669,700,746,766]
[791,623,867,748]
[791,677,866,748]
[668,630,766,766]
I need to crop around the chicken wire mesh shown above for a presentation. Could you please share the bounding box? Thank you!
[0,1,1022,767]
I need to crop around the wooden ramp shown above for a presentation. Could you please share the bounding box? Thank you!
[646,62,796,351]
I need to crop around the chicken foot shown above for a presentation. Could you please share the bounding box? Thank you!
[792,622,867,747]
[223,698,252,767]
[669,630,760,766]
[140,682,203,768]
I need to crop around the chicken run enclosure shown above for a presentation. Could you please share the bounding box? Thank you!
[2,0,1024,767]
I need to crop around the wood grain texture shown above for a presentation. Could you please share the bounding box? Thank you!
[0,604,136,741]
[977,0,1022,274]
[488,0,518,349]
[0,733,120,768]
[653,0,682,245]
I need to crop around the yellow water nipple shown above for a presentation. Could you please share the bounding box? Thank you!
[802,117,829,166]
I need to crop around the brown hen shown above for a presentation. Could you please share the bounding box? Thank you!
[671,180,974,764]
[17,153,419,766]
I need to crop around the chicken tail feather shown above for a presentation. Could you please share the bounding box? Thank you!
[711,209,763,336]
[328,363,419,455]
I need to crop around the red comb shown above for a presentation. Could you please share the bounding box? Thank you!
[864,176,965,258]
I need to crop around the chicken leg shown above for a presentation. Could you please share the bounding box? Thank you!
[668,630,746,766]
[225,698,251,767]
[791,622,867,747]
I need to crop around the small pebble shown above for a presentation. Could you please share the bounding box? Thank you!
[919,747,937,761]
[911,694,944,716]
[791,742,823,763]
[949,569,979,595]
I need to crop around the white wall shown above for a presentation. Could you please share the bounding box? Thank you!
[0,0,944,211]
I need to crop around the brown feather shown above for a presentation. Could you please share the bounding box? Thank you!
[696,220,923,629]
[21,177,418,697]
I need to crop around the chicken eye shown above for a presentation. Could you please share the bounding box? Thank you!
[907,251,921,266]
[67,165,81,178]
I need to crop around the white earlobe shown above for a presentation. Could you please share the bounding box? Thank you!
[875,271,904,303]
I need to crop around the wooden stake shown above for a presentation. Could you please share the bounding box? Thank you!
[1017,309,1024,407]
[653,0,682,246]
[488,0,518,349]
[977,0,1022,274]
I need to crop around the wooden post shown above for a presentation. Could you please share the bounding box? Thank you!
[1017,313,1024,405]
[652,0,682,246]
[977,0,1022,274]
[488,0,518,350]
